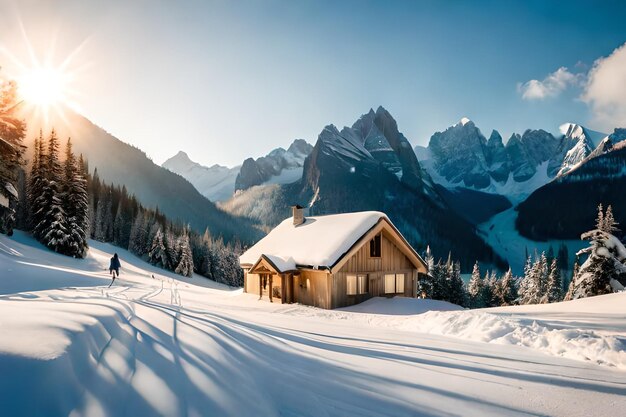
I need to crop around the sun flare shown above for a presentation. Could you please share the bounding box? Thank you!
[18,66,68,107]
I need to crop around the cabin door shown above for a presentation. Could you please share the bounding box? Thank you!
[259,273,283,303]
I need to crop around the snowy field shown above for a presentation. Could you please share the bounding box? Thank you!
[1,232,625,416]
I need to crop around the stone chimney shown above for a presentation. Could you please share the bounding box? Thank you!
[292,205,304,226]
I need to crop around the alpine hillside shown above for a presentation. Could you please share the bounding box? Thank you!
[517,128,626,240]
[18,105,262,244]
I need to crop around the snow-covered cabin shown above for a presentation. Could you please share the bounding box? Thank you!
[240,207,428,309]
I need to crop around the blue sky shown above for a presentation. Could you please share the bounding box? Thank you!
[1,0,626,166]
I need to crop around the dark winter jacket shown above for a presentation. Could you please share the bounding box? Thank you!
[109,256,121,271]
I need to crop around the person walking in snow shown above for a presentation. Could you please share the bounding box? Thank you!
[109,253,121,287]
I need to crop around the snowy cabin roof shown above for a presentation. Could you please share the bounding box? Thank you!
[240,211,424,273]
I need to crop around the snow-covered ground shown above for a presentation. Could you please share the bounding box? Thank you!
[1,232,625,416]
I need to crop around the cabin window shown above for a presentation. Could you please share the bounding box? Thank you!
[396,273,405,293]
[347,274,368,295]
[369,234,381,257]
[384,273,405,294]
[347,275,357,295]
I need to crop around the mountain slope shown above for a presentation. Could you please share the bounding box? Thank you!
[235,139,313,192]
[162,151,240,202]
[19,106,261,244]
[162,139,313,201]
[516,129,626,240]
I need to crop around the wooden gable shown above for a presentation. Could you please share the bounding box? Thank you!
[249,255,282,275]
[330,218,426,274]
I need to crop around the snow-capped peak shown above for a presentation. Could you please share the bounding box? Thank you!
[559,123,586,140]
[459,117,471,126]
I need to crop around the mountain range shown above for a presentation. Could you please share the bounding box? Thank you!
[221,107,507,270]
[162,139,313,201]
[417,118,607,202]
[19,103,626,273]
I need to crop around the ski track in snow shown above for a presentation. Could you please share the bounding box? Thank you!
[1,231,625,417]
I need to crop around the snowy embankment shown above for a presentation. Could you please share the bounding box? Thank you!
[1,231,626,417]
[282,294,626,369]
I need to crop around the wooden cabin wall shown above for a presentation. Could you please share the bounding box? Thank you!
[244,270,260,295]
[331,231,420,308]
[293,270,331,309]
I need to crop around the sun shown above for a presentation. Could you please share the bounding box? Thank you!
[18,66,68,108]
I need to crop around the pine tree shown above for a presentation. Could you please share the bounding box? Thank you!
[603,205,620,234]
[0,78,27,235]
[517,255,533,304]
[28,132,47,237]
[565,205,626,299]
[94,188,113,242]
[468,262,484,308]
[418,246,435,298]
[128,209,145,255]
[61,138,89,257]
[498,268,518,306]
[545,258,563,303]
[537,252,549,303]
[15,168,28,230]
[447,260,466,307]
[148,227,169,267]
[174,227,194,277]
[566,231,626,299]
[431,260,448,300]
[482,271,496,307]
[557,243,569,272]
[165,227,178,268]
[595,203,604,230]
[36,129,69,253]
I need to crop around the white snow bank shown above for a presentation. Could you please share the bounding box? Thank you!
[240,211,386,271]
[409,309,626,369]
[283,293,626,369]
[338,296,463,315]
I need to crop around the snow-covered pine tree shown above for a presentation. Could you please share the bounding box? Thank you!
[520,252,549,305]
[498,268,517,306]
[419,246,435,298]
[447,260,466,307]
[148,227,169,268]
[545,258,563,303]
[37,129,69,253]
[565,213,626,300]
[128,209,145,255]
[537,252,549,303]
[595,203,604,230]
[0,78,26,235]
[468,261,484,308]
[482,271,496,307]
[517,255,533,304]
[557,243,569,272]
[174,227,194,277]
[94,188,113,242]
[430,260,447,300]
[28,132,46,234]
[602,205,620,234]
[15,168,28,230]
[165,227,179,269]
[113,200,132,248]
[61,138,89,257]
